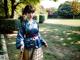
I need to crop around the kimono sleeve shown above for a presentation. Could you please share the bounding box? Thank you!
[15,19,21,30]
[38,33,47,45]
[37,22,47,46]
[16,26,25,49]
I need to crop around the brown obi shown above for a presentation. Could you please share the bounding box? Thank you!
[25,33,38,38]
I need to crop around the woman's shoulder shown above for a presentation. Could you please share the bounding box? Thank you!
[18,16,23,20]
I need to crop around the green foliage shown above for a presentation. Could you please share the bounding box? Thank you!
[0,0,5,17]
[0,0,40,18]
[0,0,58,18]
[58,1,73,18]
[53,0,58,2]
[57,1,80,18]
[0,7,5,17]
[0,19,17,34]
[39,15,45,23]
[19,0,40,6]
[8,0,11,16]
[16,3,26,16]
[71,1,80,15]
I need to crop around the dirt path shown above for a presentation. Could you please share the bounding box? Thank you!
[44,19,80,26]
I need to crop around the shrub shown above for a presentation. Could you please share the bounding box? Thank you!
[39,15,45,23]
[0,19,17,34]
[58,1,73,18]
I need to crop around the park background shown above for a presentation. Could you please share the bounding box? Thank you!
[0,0,80,60]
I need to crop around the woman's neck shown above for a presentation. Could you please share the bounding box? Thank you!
[27,18,33,21]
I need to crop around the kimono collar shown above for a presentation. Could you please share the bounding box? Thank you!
[25,19,34,24]
[28,20,33,24]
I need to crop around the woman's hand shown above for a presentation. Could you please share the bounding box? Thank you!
[44,43,48,47]
[20,45,24,52]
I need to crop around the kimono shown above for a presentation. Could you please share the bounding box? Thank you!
[16,18,46,60]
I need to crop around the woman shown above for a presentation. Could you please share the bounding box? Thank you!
[16,5,48,60]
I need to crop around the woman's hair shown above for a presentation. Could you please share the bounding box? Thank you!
[22,5,35,15]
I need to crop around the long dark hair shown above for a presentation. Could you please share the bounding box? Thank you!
[22,5,35,15]
[18,5,35,24]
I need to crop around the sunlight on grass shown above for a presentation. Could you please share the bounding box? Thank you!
[8,42,16,45]
[53,29,59,31]
[67,37,72,40]
[40,28,46,31]
[72,31,80,34]
[7,34,17,38]
[62,43,67,46]
[60,38,64,41]
[74,41,80,44]
[66,32,72,35]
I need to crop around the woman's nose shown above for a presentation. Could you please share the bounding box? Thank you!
[30,13,34,16]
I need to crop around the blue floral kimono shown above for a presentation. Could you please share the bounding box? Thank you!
[16,19,46,49]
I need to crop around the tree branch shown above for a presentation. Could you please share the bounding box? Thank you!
[14,2,22,7]
[14,2,22,10]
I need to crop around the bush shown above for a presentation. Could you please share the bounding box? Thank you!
[0,19,17,34]
[48,11,59,18]
[39,15,45,23]
[58,1,73,18]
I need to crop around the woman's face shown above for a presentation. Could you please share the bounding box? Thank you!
[26,13,35,19]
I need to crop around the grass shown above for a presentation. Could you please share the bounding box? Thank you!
[5,23,80,60]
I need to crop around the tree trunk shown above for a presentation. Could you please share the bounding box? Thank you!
[10,0,15,18]
[10,0,21,18]
[4,0,9,18]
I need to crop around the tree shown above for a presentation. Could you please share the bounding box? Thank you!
[0,0,9,18]
[0,0,5,17]
[10,0,42,18]
[4,0,9,18]
[71,0,80,18]
[1,0,58,18]
[58,1,73,18]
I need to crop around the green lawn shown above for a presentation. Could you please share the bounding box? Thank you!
[6,23,80,60]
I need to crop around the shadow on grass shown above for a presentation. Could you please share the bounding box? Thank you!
[40,23,80,60]
[5,23,80,60]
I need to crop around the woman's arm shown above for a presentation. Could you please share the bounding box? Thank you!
[36,21,48,47]
[38,33,48,47]
[16,26,25,49]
